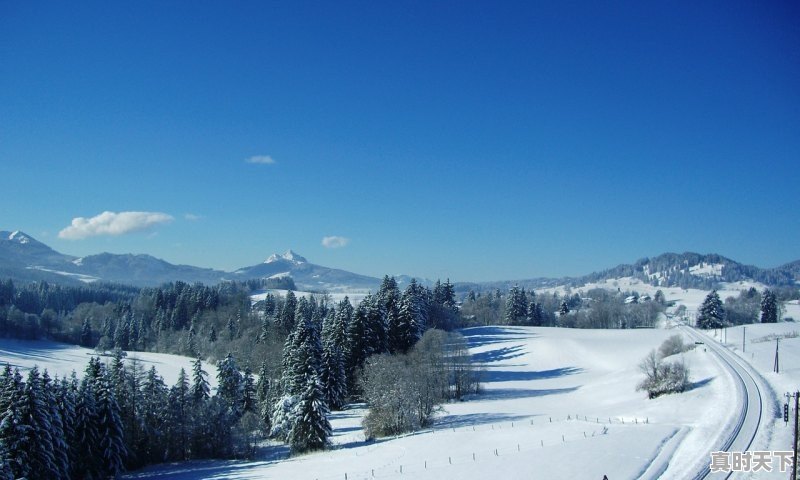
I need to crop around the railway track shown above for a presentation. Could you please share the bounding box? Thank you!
[681,326,765,480]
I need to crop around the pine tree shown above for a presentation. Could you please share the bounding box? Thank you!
[345,301,369,396]
[504,285,528,325]
[73,374,101,478]
[364,295,387,355]
[287,375,331,454]
[255,360,271,404]
[190,357,210,404]
[391,284,424,353]
[216,354,243,416]
[331,298,353,352]
[167,369,191,460]
[280,291,298,332]
[42,371,70,479]
[21,366,59,480]
[0,367,29,479]
[760,289,778,323]
[139,367,168,465]
[241,366,257,414]
[697,290,725,329]
[94,365,127,478]
[80,318,93,347]
[319,338,347,410]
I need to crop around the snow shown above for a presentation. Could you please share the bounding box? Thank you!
[9,230,30,244]
[27,265,100,283]
[250,289,370,307]
[688,262,724,278]
[4,291,797,479]
[704,321,800,478]
[121,325,739,480]
[0,338,219,390]
[265,250,307,264]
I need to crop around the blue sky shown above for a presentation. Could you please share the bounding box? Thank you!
[1,1,799,282]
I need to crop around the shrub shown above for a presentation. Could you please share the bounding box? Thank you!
[637,349,690,399]
[658,334,688,358]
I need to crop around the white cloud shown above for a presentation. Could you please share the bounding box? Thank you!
[58,211,174,240]
[321,236,350,249]
[245,155,277,165]
[184,213,203,221]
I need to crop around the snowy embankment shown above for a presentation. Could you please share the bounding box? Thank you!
[116,324,732,480]
[704,320,800,478]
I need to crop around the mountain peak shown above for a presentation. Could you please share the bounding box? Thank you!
[265,249,307,264]
[8,231,31,244]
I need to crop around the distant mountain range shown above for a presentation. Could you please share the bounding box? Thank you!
[0,230,382,290]
[1,230,797,291]
[455,252,800,293]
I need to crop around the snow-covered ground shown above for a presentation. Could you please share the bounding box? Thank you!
[113,323,743,480]
[0,338,219,389]
[3,277,798,479]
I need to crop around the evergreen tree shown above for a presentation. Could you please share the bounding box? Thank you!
[364,294,387,355]
[331,298,353,351]
[42,371,70,479]
[94,366,127,478]
[190,357,210,404]
[216,354,243,416]
[697,290,725,329]
[73,374,101,478]
[255,360,271,404]
[80,318,94,347]
[287,375,331,454]
[279,291,298,332]
[319,338,347,410]
[504,285,528,325]
[760,289,778,323]
[241,366,257,414]
[344,301,369,396]
[167,369,191,460]
[391,284,424,353]
[0,367,29,479]
[139,367,168,465]
[559,301,570,317]
[21,367,58,480]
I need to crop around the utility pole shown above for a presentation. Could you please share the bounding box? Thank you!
[742,327,746,353]
[794,391,799,480]
[774,338,780,374]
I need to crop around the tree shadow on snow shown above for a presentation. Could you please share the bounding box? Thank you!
[480,366,583,383]
[461,326,538,349]
[471,345,527,364]
[123,458,283,480]
[688,376,714,391]
[434,412,535,429]
[475,386,580,402]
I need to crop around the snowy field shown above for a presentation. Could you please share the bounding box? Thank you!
[0,338,219,390]
[2,279,798,479]
[113,324,740,480]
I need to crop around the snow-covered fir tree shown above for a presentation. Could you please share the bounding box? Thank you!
[216,354,243,416]
[287,374,332,454]
[760,289,778,323]
[190,357,210,404]
[697,290,725,329]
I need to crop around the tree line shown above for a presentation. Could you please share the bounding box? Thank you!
[0,274,479,473]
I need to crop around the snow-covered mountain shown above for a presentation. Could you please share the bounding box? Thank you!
[455,252,799,294]
[1,230,796,291]
[234,249,381,292]
[0,231,381,290]
[0,230,227,287]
